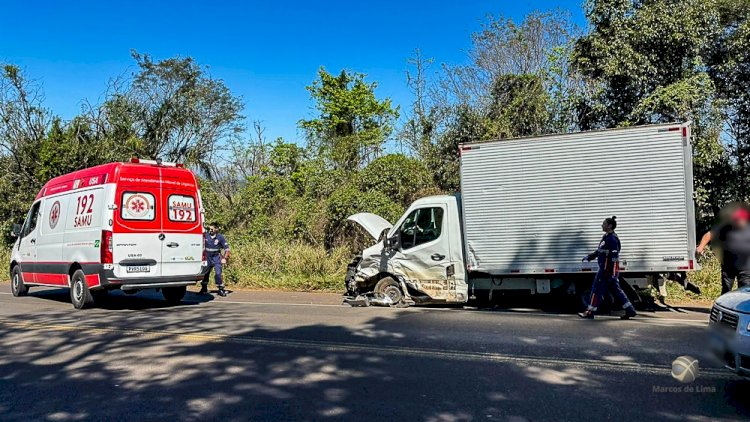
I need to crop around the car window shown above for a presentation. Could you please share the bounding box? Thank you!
[22,201,41,238]
[168,194,196,222]
[399,207,444,250]
[121,192,156,221]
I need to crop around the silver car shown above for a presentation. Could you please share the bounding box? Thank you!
[709,286,750,378]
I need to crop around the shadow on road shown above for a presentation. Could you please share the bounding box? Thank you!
[27,288,214,310]
[0,303,747,421]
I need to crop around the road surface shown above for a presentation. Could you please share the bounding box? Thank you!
[0,285,748,421]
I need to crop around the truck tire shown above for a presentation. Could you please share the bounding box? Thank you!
[70,270,94,309]
[163,286,187,305]
[10,266,28,297]
[374,277,403,305]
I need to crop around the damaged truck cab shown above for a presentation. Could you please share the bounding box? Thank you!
[346,195,468,305]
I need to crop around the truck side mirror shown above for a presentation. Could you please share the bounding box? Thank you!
[11,223,22,238]
[386,233,401,251]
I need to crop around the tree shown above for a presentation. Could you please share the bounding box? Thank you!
[710,1,750,201]
[573,0,729,225]
[299,68,399,172]
[99,51,245,174]
[401,12,580,192]
[0,65,120,242]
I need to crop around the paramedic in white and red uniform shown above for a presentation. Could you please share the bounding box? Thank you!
[200,223,230,297]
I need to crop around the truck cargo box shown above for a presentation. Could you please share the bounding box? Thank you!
[459,122,697,275]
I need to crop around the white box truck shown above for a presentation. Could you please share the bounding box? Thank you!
[345,122,698,307]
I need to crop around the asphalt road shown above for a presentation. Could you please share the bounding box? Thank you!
[0,285,748,422]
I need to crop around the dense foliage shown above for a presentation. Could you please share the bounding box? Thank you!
[2,2,750,293]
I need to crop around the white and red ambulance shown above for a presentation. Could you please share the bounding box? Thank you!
[8,159,207,308]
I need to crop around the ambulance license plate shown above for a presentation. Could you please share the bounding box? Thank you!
[126,266,150,273]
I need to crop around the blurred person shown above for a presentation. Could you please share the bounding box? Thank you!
[200,222,230,297]
[697,203,750,294]
[578,216,637,320]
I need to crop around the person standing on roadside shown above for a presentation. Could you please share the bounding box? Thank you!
[200,223,230,297]
[698,205,750,294]
[578,216,637,320]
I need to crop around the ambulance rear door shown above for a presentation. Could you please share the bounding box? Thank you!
[159,169,203,277]
[113,174,163,278]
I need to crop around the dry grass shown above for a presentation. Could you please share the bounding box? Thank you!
[665,249,723,303]
[0,247,9,281]
[222,240,349,291]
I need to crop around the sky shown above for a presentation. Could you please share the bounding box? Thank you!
[1,0,586,144]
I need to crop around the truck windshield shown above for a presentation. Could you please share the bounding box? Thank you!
[399,207,444,250]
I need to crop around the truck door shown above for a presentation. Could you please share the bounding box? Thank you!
[160,188,203,277]
[392,204,456,300]
[114,187,162,278]
[18,201,42,284]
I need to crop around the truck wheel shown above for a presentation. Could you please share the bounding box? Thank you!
[70,270,94,309]
[163,286,187,305]
[10,266,28,297]
[375,277,403,304]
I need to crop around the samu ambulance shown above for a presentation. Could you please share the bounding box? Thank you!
[8,158,207,309]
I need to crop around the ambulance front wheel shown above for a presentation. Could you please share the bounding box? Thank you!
[70,270,94,310]
[10,266,28,297]
[163,286,187,305]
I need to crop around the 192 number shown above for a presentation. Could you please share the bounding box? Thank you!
[76,194,94,215]
[171,209,193,221]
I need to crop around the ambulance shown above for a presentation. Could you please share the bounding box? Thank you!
[8,159,207,309]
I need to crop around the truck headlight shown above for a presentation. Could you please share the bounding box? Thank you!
[747,321,750,331]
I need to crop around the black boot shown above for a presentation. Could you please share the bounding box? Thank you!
[621,306,637,320]
[199,285,208,295]
[578,310,595,319]
[217,287,227,297]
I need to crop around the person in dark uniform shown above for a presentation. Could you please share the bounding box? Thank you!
[697,204,750,294]
[578,216,637,320]
[200,223,230,297]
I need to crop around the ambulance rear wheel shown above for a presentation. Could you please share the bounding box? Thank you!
[10,266,28,297]
[70,270,94,309]
[163,286,187,305]
[374,277,403,304]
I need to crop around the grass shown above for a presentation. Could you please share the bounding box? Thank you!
[0,247,9,281]
[221,240,350,291]
[665,249,723,303]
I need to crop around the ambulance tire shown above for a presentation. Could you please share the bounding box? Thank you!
[374,277,404,305]
[70,270,94,310]
[163,286,187,305]
[11,266,28,297]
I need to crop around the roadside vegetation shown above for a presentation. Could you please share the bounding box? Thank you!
[2,1,750,297]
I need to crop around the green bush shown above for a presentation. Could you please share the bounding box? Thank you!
[667,249,724,302]
[360,154,434,206]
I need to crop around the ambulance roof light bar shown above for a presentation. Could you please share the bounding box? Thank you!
[130,157,185,168]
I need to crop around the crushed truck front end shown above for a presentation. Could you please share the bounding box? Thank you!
[344,195,469,306]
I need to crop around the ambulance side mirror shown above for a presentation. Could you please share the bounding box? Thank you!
[11,223,22,238]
